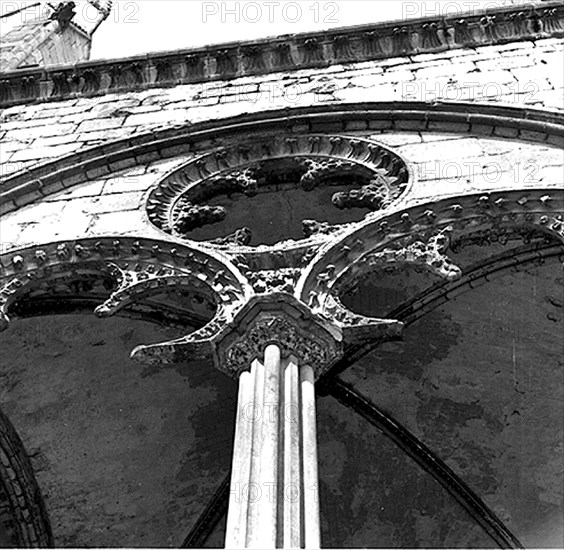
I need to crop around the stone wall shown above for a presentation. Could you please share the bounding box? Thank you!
[1,36,562,176]
[1,131,562,252]
[0,2,563,548]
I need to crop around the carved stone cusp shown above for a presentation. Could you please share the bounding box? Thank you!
[173,202,227,235]
[322,294,403,348]
[363,226,462,281]
[302,219,341,238]
[210,227,252,246]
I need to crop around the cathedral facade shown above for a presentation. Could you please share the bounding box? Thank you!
[0,1,563,547]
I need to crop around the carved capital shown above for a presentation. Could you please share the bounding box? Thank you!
[213,294,342,378]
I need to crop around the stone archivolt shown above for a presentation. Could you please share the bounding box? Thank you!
[298,188,564,319]
[2,102,561,215]
[0,237,247,333]
[147,134,410,246]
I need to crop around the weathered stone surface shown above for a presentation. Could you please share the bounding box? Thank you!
[0,314,237,547]
[340,259,564,548]
[1,37,563,172]
[0,3,562,548]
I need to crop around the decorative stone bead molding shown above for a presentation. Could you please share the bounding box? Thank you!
[147,134,410,245]
[298,188,564,314]
[2,102,562,215]
[0,237,248,332]
[1,1,563,107]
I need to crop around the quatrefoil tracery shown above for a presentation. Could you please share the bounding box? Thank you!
[146,134,411,247]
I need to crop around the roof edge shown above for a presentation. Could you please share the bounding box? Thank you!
[0,0,563,108]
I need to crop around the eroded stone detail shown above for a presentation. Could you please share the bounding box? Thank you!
[0,238,246,331]
[0,279,23,331]
[361,227,462,281]
[213,296,342,377]
[302,220,343,237]
[209,228,253,246]
[300,188,564,310]
[225,315,332,372]
[147,134,410,246]
[246,269,301,294]
[129,294,346,378]
[173,201,227,235]
[332,179,391,210]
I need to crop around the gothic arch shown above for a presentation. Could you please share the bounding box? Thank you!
[1,101,563,215]
[0,408,53,548]
[1,97,562,547]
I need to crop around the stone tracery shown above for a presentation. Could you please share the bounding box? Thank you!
[1,91,563,547]
[146,134,410,246]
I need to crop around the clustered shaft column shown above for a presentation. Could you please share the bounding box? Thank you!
[214,297,342,549]
[225,345,321,549]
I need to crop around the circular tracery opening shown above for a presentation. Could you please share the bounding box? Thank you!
[146,134,410,247]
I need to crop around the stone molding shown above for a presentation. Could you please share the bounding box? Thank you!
[0,237,247,332]
[299,188,564,311]
[147,133,410,243]
[324,238,564,383]
[391,240,564,326]
[0,1,563,107]
[0,409,53,548]
[2,102,563,217]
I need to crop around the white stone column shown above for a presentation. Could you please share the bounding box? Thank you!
[215,297,341,549]
[300,365,321,549]
[225,348,321,549]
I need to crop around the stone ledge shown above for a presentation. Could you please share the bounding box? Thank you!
[0,1,563,108]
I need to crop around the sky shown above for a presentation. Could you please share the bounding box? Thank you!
[0,0,541,60]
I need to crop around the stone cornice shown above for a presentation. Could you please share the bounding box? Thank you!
[0,1,563,108]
